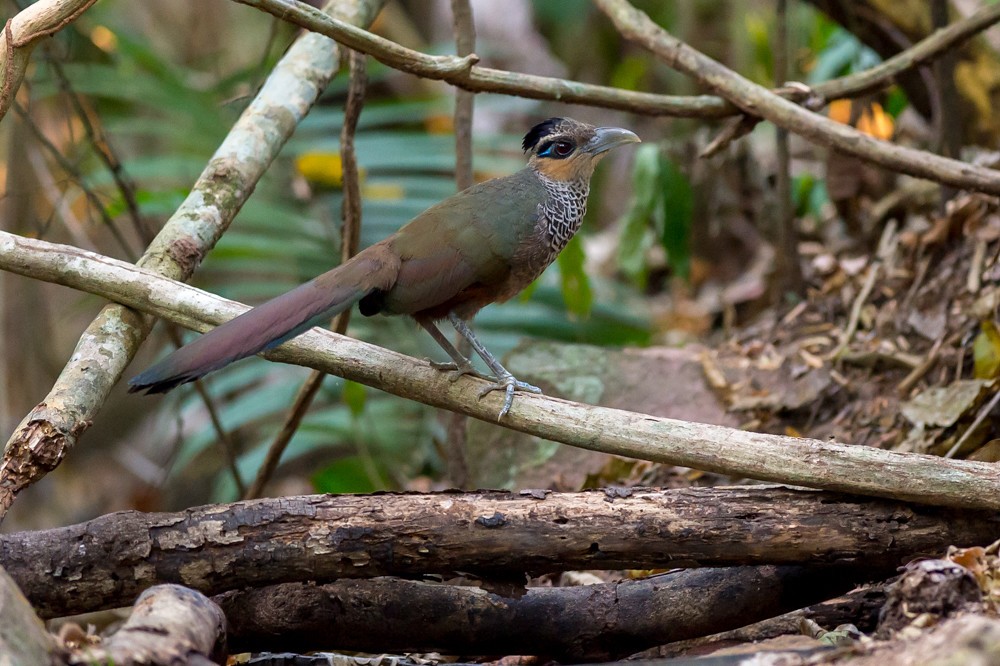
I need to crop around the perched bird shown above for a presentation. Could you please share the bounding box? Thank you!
[129,118,640,418]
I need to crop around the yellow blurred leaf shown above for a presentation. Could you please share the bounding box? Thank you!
[90,25,117,53]
[828,99,852,125]
[829,100,894,140]
[856,102,894,141]
[424,114,454,134]
[974,320,1000,380]
[295,152,366,188]
[361,183,405,200]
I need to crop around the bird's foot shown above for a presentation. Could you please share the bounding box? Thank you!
[427,359,489,383]
[478,371,542,420]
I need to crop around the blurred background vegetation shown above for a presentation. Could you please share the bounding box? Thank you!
[1,0,980,529]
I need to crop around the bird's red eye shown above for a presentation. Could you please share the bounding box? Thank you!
[554,141,573,157]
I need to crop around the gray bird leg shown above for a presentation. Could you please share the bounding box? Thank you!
[447,312,541,419]
[417,317,488,381]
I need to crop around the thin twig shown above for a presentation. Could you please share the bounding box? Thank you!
[772,0,802,299]
[595,0,1000,195]
[897,333,946,396]
[444,0,476,488]
[47,56,151,243]
[451,0,475,193]
[828,262,881,361]
[932,0,961,210]
[12,101,137,259]
[245,49,368,500]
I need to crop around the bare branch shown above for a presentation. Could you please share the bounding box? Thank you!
[0,0,386,523]
[67,585,225,666]
[0,564,54,663]
[596,0,1000,195]
[234,0,1000,127]
[3,230,1000,510]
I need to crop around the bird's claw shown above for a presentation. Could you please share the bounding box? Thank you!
[427,359,488,383]
[477,372,542,420]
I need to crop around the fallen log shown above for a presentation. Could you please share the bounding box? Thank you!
[218,565,872,660]
[2,486,995,618]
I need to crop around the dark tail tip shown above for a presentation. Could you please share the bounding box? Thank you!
[128,368,202,395]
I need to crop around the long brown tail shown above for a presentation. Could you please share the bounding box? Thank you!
[128,251,395,394]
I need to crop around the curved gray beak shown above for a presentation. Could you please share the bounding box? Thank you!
[584,127,641,155]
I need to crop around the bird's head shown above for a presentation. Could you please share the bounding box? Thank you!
[523,117,640,182]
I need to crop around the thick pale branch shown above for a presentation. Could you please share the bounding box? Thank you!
[2,486,995,618]
[0,564,54,663]
[0,0,385,523]
[596,0,1000,195]
[3,231,1000,510]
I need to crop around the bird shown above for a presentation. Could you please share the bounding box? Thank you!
[129,117,640,418]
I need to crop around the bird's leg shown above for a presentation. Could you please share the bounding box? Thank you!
[417,317,489,381]
[447,313,541,419]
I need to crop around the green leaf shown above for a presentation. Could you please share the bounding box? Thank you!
[658,156,693,281]
[617,143,661,284]
[609,55,648,91]
[342,380,367,417]
[884,87,910,118]
[557,234,592,318]
[312,456,379,494]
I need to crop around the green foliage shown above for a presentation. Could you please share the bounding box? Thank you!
[884,86,910,118]
[342,380,367,417]
[609,55,649,92]
[792,173,829,219]
[557,235,593,318]
[618,143,693,285]
[659,157,694,281]
[312,457,380,494]
[808,22,882,83]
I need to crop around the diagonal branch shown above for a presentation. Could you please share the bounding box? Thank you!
[3,230,1000,510]
[595,0,1000,194]
[0,0,386,523]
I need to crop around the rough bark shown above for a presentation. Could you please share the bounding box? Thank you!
[65,584,226,666]
[640,585,887,659]
[2,486,997,618]
[0,563,55,666]
[218,565,871,661]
